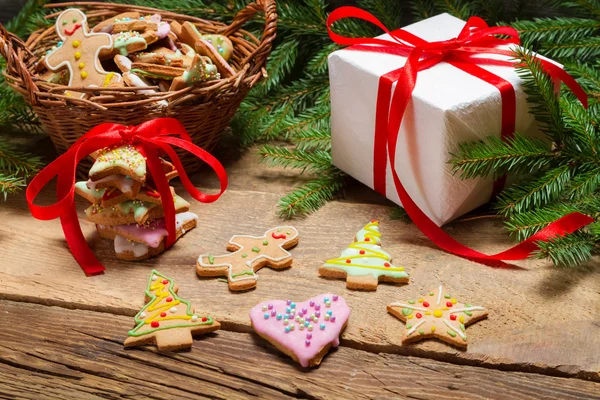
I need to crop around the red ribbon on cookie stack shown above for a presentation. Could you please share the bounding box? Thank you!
[26,118,228,276]
[327,7,594,266]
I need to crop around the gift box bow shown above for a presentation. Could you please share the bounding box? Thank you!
[328,7,593,266]
[26,118,228,276]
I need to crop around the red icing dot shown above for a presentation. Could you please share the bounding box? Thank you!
[384,262,390,267]
[162,279,169,284]
[359,250,365,255]
[151,321,159,328]
[422,301,430,307]
[202,317,208,322]
[450,314,457,321]
[166,297,173,302]
[416,313,422,319]
[371,219,379,223]
[446,301,453,307]
[365,238,370,242]
[160,312,167,317]
[345,259,351,264]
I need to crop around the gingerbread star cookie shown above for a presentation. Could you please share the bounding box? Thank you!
[387,286,488,348]
[197,226,299,291]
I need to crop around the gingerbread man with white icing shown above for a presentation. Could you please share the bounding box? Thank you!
[197,226,299,291]
[45,8,122,98]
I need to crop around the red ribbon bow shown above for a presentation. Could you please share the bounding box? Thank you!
[328,7,593,266]
[26,118,228,276]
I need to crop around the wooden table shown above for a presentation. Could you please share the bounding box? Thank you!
[1,138,599,399]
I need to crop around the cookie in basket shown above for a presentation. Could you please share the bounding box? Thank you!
[174,21,233,62]
[44,8,122,97]
[169,54,220,91]
[130,62,185,81]
[195,39,235,78]
[93,11,141,33]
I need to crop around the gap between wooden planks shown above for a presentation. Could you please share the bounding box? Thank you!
[1,143,599,383]
[1,300,599,400]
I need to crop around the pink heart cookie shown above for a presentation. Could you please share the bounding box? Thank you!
[250,294,350,367]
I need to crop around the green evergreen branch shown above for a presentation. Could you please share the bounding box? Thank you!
[496,165,572,216]
[505,203,579,240]
[565,61,600,93]
[534,231,597,266]
[277,173,345,219]
[450,135,555,179]
[564,0,600,19]
[0,173,26,199]
[292,126,331,151]
[513,17,600,45]
[542,36,600,60]
[435,0,474,19]
[0,138,42,176]
[258,145,333,173]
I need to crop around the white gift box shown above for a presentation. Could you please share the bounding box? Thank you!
[328,13,543,226]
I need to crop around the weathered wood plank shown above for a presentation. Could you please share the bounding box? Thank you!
[1,145,599,381]
[1,300,599,400]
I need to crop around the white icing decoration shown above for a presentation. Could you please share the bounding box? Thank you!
[151,275,157,281]
[443,318,467,340]
[169,307,177,313]
[197,226,299,282]
[388,303,428,312]
[139,312,146,318]
[449,306,485,314]
[406,320,425,336]
[436,285,443,306]
[191,315,198,322]
[114,235,148,257]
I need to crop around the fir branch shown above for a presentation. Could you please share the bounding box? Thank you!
[496,165,572,216]
[534,231,597,266]
[263,38,300,91]
[390,206,411,222]
[560,97,598,156]
[292,126,332,151]
[434,0,474,19]
[542,35,600,60]
[5,0,51,39]
[277,173,345,219]
[278,106,331,136]
[356,0,402,29]
[567,165,600,198]
[410,0,438,19]
[564,0,600,19]
[0,173,26,199]
[0,138,42,176]
[565,61,600,94]
[514,48,566,141]
[306,42,340,75]
[450,134,555,179]
[513,17,600,46]
[258,145,333,173]
[504,203,579,240]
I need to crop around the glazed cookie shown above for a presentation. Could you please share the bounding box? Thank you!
[194,39,235,78]
[176,21,233,61]
[86,174,142,198]
[44,8,122,98]
[93,12,141,33]
[197,226,299,291]
[201,34,234,61]
[100,186,175,208]
[319,220,408,290]
[97,212,198,260]
[75,181,104,204]
[109,31,150,57]
[124,270,220,351]
[89,144,147,183]
[169,54,220,91]
[114,54,133,73]
[131,49,192,68]
[112,17,158,34]
[130,62,185,80]
[250,294,350,367]
[387,286,488,348]
[85,194,190,225]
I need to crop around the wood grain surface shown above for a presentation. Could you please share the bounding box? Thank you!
[1,142,599,390]
[1,300,599,400]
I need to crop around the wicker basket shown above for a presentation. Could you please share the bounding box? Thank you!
[0,1,276,173]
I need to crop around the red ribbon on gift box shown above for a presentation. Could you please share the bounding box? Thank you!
[26,118,228,276]
[327,7,594,265]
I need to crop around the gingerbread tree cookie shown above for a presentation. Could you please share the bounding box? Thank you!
[197,226,299,291]
[319,220,408,290]
[124,270,220,351]
[45,8,122,98]
[387,286,488,348]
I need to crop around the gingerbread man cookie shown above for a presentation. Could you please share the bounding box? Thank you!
[45,8,121,98]
[197,226,299,291]
[387,286,488,348]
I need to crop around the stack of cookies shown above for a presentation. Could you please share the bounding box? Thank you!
[38,8,236,99]
[75,144,198,260]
